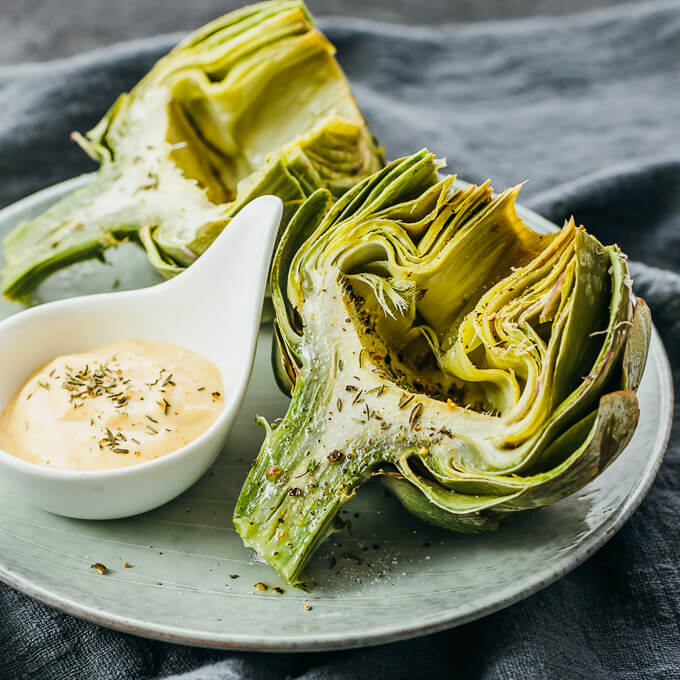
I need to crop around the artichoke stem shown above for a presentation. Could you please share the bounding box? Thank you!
[2,168,144,301]
[233,368,377,585]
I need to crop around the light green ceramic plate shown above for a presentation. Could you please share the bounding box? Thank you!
[0,176,672,651]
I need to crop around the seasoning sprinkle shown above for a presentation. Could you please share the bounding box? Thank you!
[327,450,343,463]
[266,465,281,480]
[409,402,424,430]
[399,394,415,410]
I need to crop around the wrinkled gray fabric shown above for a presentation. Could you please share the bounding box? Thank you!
[1,2,679,678]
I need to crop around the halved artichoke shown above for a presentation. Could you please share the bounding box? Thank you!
[233,150,651,584]
[2,0,382,300]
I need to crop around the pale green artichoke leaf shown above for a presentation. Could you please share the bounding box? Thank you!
[420,229,632,478]
[414,186,553,341]
[408,388,639,514]
[138,226,184,278]
[271,321,299,395]
[394,456,524,517]
[508,239,632,474]
[499,389,640,510]
[622,298,652,392]
[380,471,501,533]
[286,150,441,310]
[550,231,616,407]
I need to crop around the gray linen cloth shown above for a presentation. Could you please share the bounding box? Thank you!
[1,1,679,678]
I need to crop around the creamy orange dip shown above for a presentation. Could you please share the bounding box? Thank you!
[0,339,224,470]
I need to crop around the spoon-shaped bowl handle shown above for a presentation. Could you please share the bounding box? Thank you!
[156,195,283,388]
[163,195,283,323]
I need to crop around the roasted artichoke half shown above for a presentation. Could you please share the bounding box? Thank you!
[233,150,651,585]
[3,0,382,300]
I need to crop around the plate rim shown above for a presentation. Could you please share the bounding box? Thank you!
[0,175,673,652]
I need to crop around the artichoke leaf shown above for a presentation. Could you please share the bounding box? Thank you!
[622,298,652,392]
[380,471,503,534]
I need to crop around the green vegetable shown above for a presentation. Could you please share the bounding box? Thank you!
[2,0,382,300]
[233,150,651,585]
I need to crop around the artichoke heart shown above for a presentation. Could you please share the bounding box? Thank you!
[233,149,651,584]
[2,0,383,300]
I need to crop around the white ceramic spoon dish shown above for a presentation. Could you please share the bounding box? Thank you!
[0,195,282,519]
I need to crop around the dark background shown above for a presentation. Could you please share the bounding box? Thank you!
[1,0,650,64]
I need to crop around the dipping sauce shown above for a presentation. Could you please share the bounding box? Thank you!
[0,339,223,470]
